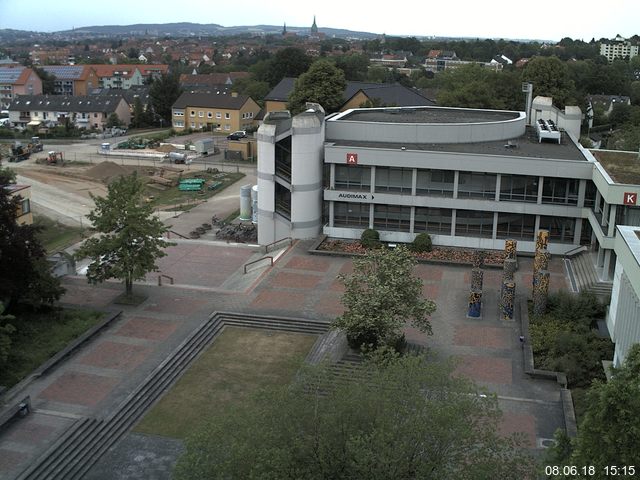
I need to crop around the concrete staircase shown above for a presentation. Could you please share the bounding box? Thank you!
[568,253,613,298]
[17,312,329,480]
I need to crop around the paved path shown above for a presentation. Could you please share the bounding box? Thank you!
[0,240,570,479]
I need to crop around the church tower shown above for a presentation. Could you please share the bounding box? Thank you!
[311,16,318,35]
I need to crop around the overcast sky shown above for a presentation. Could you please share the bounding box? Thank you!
[0,0,638,41]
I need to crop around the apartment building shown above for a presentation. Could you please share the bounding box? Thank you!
[39,65,99,96]
[599,35,639,62]
[0,67,43,109]
[171,91,260,132]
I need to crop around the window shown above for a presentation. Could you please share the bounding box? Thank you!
[190,110,195,117]
[275,183,291,220]
[190,122,195,128]
[216,112,221,119]
[225,112,230,119]
[334,165,371,191]
[198,111,204,117]
[18,198,30,216]
[500,175,538,203]
[207,112,213,118]
[275,137,292,182]
[414,207,452,234]
[584,181,597,208]
[539,216,575,243]
[416,169,454,197]
[542,177,579,205]
[173,120,184,127]
[496,213,535,240]
[334,202,369,227]
[224,124,230,131]
[455,210,494,238]
[457,171,497,199]
[373,205,411,232]
[174,110,184,117]
[375,167,413,194]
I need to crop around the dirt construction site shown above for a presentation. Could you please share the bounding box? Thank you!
[4,138,257,239]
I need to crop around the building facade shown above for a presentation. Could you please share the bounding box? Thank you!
[7,184,33,225]
[40,66,99,96]
[599,35,639,62]
[171,91,260,132]
[607,226,640,366]
[0,67,43,109]
[257,102,640,282]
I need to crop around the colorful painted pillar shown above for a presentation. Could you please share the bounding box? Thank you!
[501,281,516,321]
[533,270,550,315]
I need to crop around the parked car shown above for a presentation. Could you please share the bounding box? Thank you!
[227,130,247,140]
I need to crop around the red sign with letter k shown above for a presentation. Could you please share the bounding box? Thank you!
[624,192,637,205]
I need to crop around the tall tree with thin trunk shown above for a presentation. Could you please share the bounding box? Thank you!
[75,173,172,297]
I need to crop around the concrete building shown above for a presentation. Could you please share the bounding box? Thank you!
[607,226,640,366]
[257,100,640,282]
[599,35,639,62]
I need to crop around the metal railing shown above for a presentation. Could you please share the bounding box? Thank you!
[157,274,174,286]
[166,230,188,239]
[243,256,273,274]
[263,237,293,254]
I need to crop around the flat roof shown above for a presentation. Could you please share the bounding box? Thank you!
[590,150,640,185]
[338,106,521,124]
[329,126,586,162]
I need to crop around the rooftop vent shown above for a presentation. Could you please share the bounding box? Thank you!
[536,118,561,144]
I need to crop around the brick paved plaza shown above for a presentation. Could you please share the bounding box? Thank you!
[0,240,569,479]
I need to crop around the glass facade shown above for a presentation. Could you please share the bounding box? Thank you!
[416,169,455,197]
[334,202,370,227]
[373,205,411,231]
[542,177,579,205]
[274,183,291,220]
[414,207,452,234]
[274,137,292,182]
[539,216,575,243]
[455,210,494,238]
[375,167,413,194]
[500,175,539,203]
[335,165,371,191]
[457,171,497,199]
[496,213,535,240]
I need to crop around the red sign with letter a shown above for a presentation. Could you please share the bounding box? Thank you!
[346,153,358,165]
[623,192,637,205]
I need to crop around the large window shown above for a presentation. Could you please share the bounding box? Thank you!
[584,181,597,208]
[542,177,579,205]
[496,213,535,240]
[334,165,371,191]
[275,183,291,220]
[539,216,575,243]
[414,207,452,235]
[416,169,454,197]
[373,205,411,231]
[334,202,370,227]
[274,137,292,182]
[375,167,413,194]
[455,210,494,238]
[500,175,539,203]
[457,171,497,199]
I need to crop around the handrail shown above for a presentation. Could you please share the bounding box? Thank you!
[563,245,587,258]
[167,230,189,239]
[158,274,175,286]
[243,256,273,274]
[263,237,293,254]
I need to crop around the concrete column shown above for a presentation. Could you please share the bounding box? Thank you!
[329,163,335,188]
[608,205,617,237]
[537,176,544,204]
[495,174,501,202]
[411,168,417,196]
[370,166,376,194]
[368,203,374,229]
[602,201,609,228]
[577,179,586,208]
[597,244,605,268]
[595,190,601,213]
[453,171,459,199]
[574,218,583,245]
[603,250,612,280]
[410,207,415,234]
[492,212,498,239]
[534,215,540,235]
[450,209,457,236]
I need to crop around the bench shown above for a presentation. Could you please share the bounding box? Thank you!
[0,396,31,431]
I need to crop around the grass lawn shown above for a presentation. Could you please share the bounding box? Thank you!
[0,308,103,388]
[146,171,245,211]
[133,327,317,439]
[34,214,86,253]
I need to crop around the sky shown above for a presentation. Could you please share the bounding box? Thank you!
[0,0,638,42]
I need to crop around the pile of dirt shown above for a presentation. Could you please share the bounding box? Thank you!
[156,144,176,153]
[85,161,130,184]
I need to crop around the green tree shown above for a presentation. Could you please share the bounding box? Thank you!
[74,173,173,297]
[287,60,346,115]
[0,167,64,308]
[332,246,436,349]
[174,354,534,480]
[334,53,370,81]
[130,96,145,129]
[149,73,183,124]
[106,113,121,128]
[0,302,16,368]
[522,56,577,108]
[549,344,640,477]
[33,66,57,95]
[266,47,312,86]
